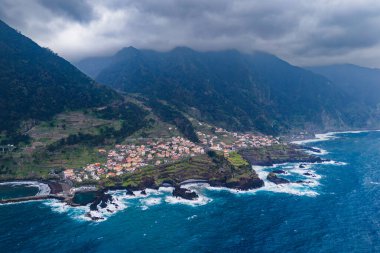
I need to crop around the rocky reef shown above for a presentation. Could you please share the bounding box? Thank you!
[267,172,290,184]
[89,191,114,211]
[172,186,198,200]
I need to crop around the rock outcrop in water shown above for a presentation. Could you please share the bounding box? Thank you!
[267,172,290,184]
[172,186,198,200]
[272,169,287,174]
[90,191,113,211]
[223,176,265,190]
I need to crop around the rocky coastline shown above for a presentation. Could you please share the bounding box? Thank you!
[0,143,324,220]
[239,144,324,166]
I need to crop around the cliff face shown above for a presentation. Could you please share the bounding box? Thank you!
[239,144,322,166]
[98,144,321,192]
[100,150,265,191]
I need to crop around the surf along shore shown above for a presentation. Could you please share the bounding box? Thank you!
[0,143,324,216]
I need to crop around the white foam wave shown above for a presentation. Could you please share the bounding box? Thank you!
[303,147,329,156]
[45,200,89,221]
[321,160,348,166]
[44,186,214,221]
[165,194,211,206]
[187,215,197,220]
[140,197,162,210]
[290,168,321,180]
[292,132,337,144]
[158,187,175,193]
[292,129,380,145]
[254,165,319,197]
[41,157,349,221]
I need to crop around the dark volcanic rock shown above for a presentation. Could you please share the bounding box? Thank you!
[89,202,98,211]
[303,172,313,176]
[172,186,198,200]
[90,191,113,211]
[139,177,159,190]
[140,190,146,195]
[100,194,112,209]
[239,145,323,166]
[225,177,264,190]
[296,180,312,184]
[208,179,227,188]
[85,213,104,221]
[47,181,63,194]
[272,169,286,174]
[299,164,306,168]
[126,189,135,196]
[267,172,290,184]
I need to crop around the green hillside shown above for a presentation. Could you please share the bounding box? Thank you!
[0,20,118,136]
[78,47,371,135]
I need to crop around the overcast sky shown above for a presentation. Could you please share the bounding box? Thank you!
[1,0,380,67]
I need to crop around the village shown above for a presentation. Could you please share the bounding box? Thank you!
[63,127,280,182]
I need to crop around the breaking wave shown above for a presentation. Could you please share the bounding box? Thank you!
[292,130,380,145]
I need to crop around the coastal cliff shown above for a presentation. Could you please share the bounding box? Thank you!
[239,144,322,166]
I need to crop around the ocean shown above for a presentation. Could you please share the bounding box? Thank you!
[1,131,380,252]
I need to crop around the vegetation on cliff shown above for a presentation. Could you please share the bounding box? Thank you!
[78,47,372,134]
[0,20,118,136]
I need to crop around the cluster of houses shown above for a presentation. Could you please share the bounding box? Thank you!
[63,136,205,182]
[63,127,280,182]
[197,127,280,153]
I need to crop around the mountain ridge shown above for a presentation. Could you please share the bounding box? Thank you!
[308,64,380,107]
[77,47,372,135]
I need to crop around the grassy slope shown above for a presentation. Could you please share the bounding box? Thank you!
[0,97,200,180]
[0,111,117,179]
[0,99,152,179]
[99,151,260,190]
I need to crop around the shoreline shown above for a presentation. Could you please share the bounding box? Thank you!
[0,135,349,213]
[290,129,380,145]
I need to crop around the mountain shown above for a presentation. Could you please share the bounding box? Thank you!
[75,56,113,79]
[77,47,371,134]
[308,64,380,106]
[0,20,118,134]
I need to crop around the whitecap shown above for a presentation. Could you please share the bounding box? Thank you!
[187,215,197,220]
[165,193,211,206]
[303,147,329,156]
[292,129,380,145]
[140,197,162,210]
[252,165,320,197]
[321,160,348,166]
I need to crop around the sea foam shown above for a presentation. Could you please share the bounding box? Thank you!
[292,129,380,145]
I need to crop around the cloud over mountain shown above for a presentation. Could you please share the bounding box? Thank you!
[1,0,380,67]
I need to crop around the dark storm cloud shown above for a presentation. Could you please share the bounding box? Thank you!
[1,0,380,67]
[37,0,96,23]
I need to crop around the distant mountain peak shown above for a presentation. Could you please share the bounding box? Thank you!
[170,46,195,53]
[78,46,371,134]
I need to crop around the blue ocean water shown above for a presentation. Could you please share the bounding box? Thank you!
[1,131,380,252]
